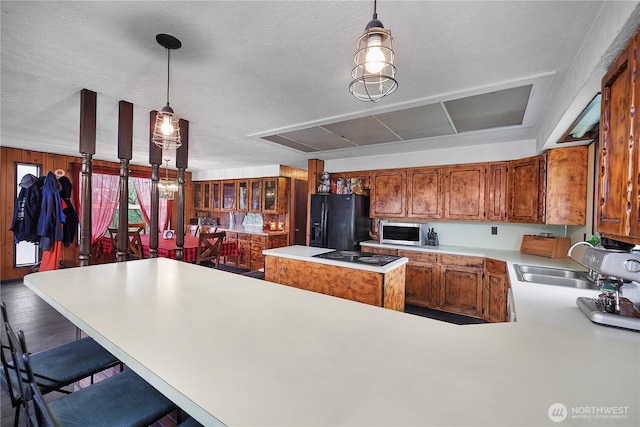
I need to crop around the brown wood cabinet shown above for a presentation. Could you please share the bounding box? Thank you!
[265,255,406,311]
[237,180,249,212]
[486,162,508,221]
[598,29,640,244]
[508,155,543,223]
[263,177,288,214]
[443,164,486,220]
[249,179,262,212]
[250,234,289,271]
[545,146,588,225]
[397,249,440,308]
[439,254,484,319]
[370,169,406,217]
[483,259,510,323]
[407,167,443,219]
[221,180,237,211]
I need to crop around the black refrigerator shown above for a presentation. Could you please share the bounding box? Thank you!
[310,194,370,251]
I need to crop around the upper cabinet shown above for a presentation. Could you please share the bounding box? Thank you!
[485,162,508,222]
[249,179,262,213]
[407,167,443,219]
[222,180,237,211]
[544,146,588,225]
[237,180,249,212]
[370,169,406,218]
[211,181,220,210]
[263,177,288,214]
[507,155,543,223]
[598,29,640,243]
[443,164,486,221]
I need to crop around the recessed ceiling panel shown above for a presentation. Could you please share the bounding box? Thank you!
[375,103,456,140]
[262,135,319,153]
[444,85,532,132]
[322,116,402,146]
[279,127,355,151]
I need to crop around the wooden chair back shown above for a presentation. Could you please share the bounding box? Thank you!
[107,228,144,260]
[196,231,226,268]
[129,222,146,234]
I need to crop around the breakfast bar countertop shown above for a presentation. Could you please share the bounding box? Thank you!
[24,257,639,426]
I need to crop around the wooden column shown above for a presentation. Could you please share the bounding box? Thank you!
[78,89,97,267]
[174,118,189,261]
[115,101,133,262]
[148,110,161,258]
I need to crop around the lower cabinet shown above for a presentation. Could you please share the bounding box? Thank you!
[224,233,289,270]
[483,259,510,323]
[439,254,484,319]
[365,247,510,322]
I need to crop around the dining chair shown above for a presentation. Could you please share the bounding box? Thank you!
[196,231,226,268]
[186,224,200,237]
[107,228,145,260]
[1,302,120,427]
[5,321,176,427]
[129,222,146,234]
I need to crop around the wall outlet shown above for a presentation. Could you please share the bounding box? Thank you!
[491,226,498,235]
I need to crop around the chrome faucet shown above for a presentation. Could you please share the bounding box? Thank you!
[567,241,598,281]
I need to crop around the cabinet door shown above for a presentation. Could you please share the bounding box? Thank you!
[439,255,484,319]
[249,179,262,212]
[508,156,542,223]
[224,232,238,266]
[632,34,640,240]
[443,164,486,220]
[599,34,634,238]
[486,162,508,222]
[398,250,440,308]
[237,236,251,270]
[193,182,203,209]
[262,177,288,214]
[237,180,249,212]
[202,182,211,210]
[407,167,443,218]
[371,169,406,217]
[212,181,220,210]
[483,259,509,323]
[545,147,588,225]
[222,181,236,211]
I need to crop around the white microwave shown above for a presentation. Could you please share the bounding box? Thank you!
[379,222,425,246]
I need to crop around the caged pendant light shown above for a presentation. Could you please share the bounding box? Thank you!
[349,0,398,102]
[152,34,182,150]
[158,159,179,200]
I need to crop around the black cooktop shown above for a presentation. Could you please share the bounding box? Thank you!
[313,250,401,267]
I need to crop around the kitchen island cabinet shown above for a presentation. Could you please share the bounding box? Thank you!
[263,246,407,311]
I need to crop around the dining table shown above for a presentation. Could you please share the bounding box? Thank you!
[22,257,640,426]
[99,233,238,262]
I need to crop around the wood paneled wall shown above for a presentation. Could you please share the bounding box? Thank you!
[1,147,191,282]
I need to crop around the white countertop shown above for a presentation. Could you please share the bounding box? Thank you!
[262,245,408,273]
[24,257,639,426]
[361,240,640,342]
[216,224,287,236]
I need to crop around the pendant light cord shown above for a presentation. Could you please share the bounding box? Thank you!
[166,48,171,106]
[372,0,377,19]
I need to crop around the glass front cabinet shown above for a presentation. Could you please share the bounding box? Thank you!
[249,179,262,212]
[222,181,237,211]
[262,177,288,214]
[212,181,220,210]
[237,180,249,212]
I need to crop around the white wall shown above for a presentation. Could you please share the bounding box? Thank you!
[193,164,281,181]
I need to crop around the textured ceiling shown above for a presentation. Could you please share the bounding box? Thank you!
[0,1,637,174]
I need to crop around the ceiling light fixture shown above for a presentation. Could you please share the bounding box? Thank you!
[349,0,397,102]
[158,159,179,200]
[152,34,182,150]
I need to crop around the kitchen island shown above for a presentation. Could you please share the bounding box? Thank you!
[23,257,639,426]
[263,245,407,311]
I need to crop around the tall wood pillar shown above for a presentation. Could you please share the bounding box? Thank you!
[78,89,97,267]
[174,118,189,261]
[115,101,133,262]
[148,110,162,258]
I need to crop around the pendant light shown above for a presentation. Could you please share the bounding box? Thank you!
[152,34,182,150]
[349,0,398,102]
[158,159,179,200]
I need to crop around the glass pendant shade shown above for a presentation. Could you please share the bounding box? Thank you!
[152,34,182,150]
[349,1,397,103]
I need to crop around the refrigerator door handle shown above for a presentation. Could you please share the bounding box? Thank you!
[322,202,328,248]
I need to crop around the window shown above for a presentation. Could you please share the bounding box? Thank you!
[14,163,41,268]
[109,180,146,231]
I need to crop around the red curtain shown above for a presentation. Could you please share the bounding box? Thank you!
[77,172,120,243]
[132,177,172,231]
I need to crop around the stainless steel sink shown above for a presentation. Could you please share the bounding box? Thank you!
[513,264,599,290]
